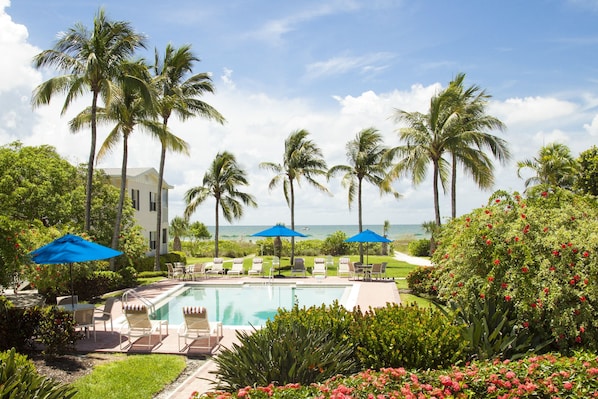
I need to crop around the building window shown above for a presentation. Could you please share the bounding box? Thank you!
[149,231,157,250]
[162,228,167,244]
[149,192,157,212]
[131,189,140,210]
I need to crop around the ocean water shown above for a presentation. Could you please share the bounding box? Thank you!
[206,224,427,241]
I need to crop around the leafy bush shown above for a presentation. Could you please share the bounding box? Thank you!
[406,266,439,297]
[118,266,138,287]
[433,189,598,352]
[408,238,431,256]
[0,349,35,374]
[351,303,467,370]
[212,303,357,391]
[0,297,41,352]
[0,348,76,398]
[294,239,322,256]
[199,351,598,399]
[137,271,166,278]
[320,231,349,255]
[36,306,79,355]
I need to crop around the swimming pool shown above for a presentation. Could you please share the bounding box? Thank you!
[150,282,357,327]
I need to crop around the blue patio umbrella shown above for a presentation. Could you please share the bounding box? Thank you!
[345,229,391,264]
[252,225,307,276]
[30,233,123,298]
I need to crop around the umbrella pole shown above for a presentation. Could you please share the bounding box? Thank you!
[69,263,74,299]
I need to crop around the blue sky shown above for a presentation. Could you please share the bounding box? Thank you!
[1,0,598,228]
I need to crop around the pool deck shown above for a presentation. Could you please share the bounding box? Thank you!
[22,275,401,398]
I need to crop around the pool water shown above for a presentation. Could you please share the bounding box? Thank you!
[151,283,353,327]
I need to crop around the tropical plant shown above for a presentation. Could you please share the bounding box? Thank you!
[432,189,598,352]
[382,220,391,255]
[31,8,146,232]
[184,152,256,257]
[328,127,398,262]
[151,43,225,270]
[169,216,189,251]
[443,73,510,219]
[389,74,507,226]
[517,142,578,191]
[260,129,329,263]
[575,145,598,195]
[70,60,158,265]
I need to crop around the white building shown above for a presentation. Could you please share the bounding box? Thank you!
[102,167,172,255]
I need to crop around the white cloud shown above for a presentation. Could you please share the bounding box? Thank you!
[583,113,598,136]
[305,52,395,80]
[490,96,578,125]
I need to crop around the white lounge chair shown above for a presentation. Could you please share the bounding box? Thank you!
[248,257,263,276]
[228,258,245,276]
[120,304,168,350]
[206,258,225,277]
[178,306,223,352]
[94,297,117,331]
[312,257,326,277]
[338,257,351,278]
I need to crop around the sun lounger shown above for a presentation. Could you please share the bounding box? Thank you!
[120,304,168,350]
[312,257,326,277]
[206,258,225,277]
[248,257,263,276]
[338,257,351,278]
[291,257,306,277]
[178,306,223,352]
[228,258,245,276]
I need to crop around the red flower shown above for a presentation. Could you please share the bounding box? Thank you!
[493,259,500,265]
[549,266,556,272]
[531,302,537,308]
[486,239,492,245]
[485,209,491,214]
[514,236,520,242]
[495,199,501,203]
[523,321,529,328]
[504,295,511,302]
[465,217,471,223]
[543,227,549,232]
[521,266,529,273]
[501,282,508,289]
[583,251,590,257]
[488,276,494,282]
[479,293,485,299]
[521,213,526,219]
[580,296,587,302]
[541,191,548,197]
[575,336,582,344]
[570,279,576,286]
[487,224,493,229]
[584,278,589,285]
[580,326,586,333]
[552,250,560,257]
[544,287,549,294]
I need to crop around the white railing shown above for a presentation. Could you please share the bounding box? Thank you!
[121,288,155,315]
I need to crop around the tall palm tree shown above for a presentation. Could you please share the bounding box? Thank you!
[71,60,160,263]
[260,129,329,263]
[444,73,509,218]
[389,86,459,227]
[328,127,399,263]
[31,8,146,232]
[152,44,225,270]
[517,143,577,191]
[382,220,391,256]
[184,152,256,257]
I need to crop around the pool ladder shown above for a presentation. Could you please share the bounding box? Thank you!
[121,288,156,315]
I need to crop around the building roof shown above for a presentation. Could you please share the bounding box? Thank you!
[101,167,173,189]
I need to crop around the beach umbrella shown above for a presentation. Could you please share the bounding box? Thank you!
[345,229,391,264]
[30,233,123,299]
[251,225,307,276]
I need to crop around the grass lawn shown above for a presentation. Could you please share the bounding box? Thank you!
[71,354,186,399]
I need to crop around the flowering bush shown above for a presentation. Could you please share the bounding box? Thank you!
[196,351,598,398]
[432,189,598,352]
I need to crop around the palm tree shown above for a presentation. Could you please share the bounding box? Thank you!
[170,216,190,252]
[382,220,391,256]
[151,44,225,270]
[444,73,509,218]
[328,127,399,262]
[31,8,146,232]
[184,152,256,257]
[517,143,577,191]
[260,129,329,263]
[71,60,160,263]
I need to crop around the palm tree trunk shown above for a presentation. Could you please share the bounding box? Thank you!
[111,136,128,271]
[432,160,442,227]
[154,143,167,271]
[358,177,364,264]
[290,179,296,265]
[214,198,219,257]
[451,155,457,219]
[85,92,99,232]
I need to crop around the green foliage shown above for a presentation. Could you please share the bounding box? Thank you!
[0,349,35,374]
[441,294,550,361]
[199,351,598,399]
[0,298,41,352]
[351,303,467,370]
[406,266,439,297]
[188,221,210,240]
[293,239,322,256]
[36,306,80,355]
[0,348,76,398]
[118,266,138,287]
[407,238,431,256]
[575,145,598,195]
[320,231,349,255]
[212,303,358,391]
[433,189,598,352]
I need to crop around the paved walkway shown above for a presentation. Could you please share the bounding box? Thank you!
[394,251,433,266]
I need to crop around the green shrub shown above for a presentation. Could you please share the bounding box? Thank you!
[320,231,349,255]
[118,266,138,287]
[137,271,166,278]
[408,238,430,256]
[0,348,76,398]
[0,297,41,352]
[406,266,439,297]
[212,303,358,391]
[294,239,322,256]
[36,306,79,356]
[433,189,598,352]
[0,349,35,374]
[351,303,467,370]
